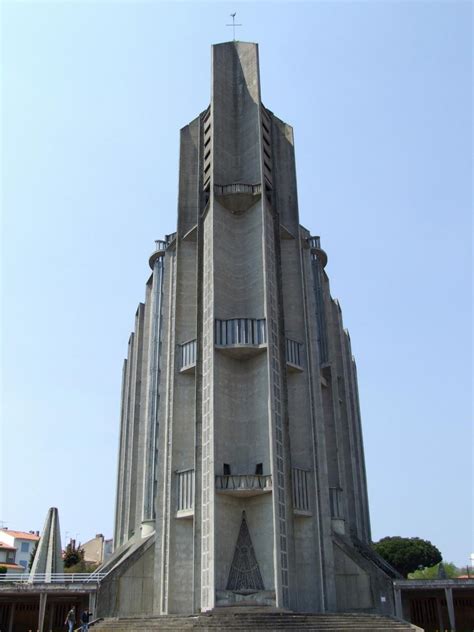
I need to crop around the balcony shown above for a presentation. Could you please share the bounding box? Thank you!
[179,339,197,374]
[176,469,194,519]
[308,235,328,268]
[214,183,262,214]
[329,486,345,534]
[149,234,178,269]
[216,474,272,497]
[286,338,304,372]
[292,468,311,516]
[215,318,266,359]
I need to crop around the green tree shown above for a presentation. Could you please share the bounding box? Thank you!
[29,540,39,570]
[63,541,84,569]
[408,561,460,579]
[373,537,442,578]
[0,566,7,575]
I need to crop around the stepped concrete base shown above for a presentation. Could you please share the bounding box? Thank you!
[215,589,276,607]
[91,611,423,632]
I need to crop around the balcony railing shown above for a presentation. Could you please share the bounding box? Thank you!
[286,338,303,371]
[292,468,310,514]
[214,183,261,196]
[176,468,194,517]
[215,318,266,347]
[0,573,106,584]
[308,235,328,267]
[154,239,167,252]
[216,474,272,496]
[180,339,197,373]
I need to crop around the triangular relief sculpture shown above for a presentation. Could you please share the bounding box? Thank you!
[226,511,265,593]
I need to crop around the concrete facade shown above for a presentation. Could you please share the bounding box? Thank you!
[98,41,396,616]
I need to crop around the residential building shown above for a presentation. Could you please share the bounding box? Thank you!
[0,529,39,571]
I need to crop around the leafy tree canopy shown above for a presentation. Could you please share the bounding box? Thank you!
[0,566,7,575]
[408,561,460,579]
[63,541,84,569]
[29,541,39,571]
[373,536,442,577]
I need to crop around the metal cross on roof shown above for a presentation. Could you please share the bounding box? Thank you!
[226,12,242,41]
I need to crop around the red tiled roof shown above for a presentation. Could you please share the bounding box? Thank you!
[0,530,39,541]
[0,563,24,569]
[0,542,16,551]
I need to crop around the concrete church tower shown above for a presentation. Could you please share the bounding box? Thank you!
[97,42,397,616]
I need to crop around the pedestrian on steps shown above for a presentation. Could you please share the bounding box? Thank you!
[65,607,75,632]
[81,609,91,632]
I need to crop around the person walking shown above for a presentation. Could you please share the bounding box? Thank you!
[80,609,91,632]
[65,607,75,632]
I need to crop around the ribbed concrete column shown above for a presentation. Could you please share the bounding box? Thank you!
[114,358,128,548]
[142,257,165,532]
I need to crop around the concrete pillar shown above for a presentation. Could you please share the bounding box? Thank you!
[89,591,97,616]
[7,601,15,632]
[445,587,456,631]
[436,596,444,632]
[47,601,55,632]
[394,586,403,619]
[38,593,47,632]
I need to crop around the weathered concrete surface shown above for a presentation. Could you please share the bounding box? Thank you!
[91,611,422,631]
[100,40,399,617]
[29,507,64,580]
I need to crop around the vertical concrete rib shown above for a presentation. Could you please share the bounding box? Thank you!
[351,358,372,541]
[128,304,145,537]
[143,258,165,527]
[159,250,177,613]
[121,333,135,544]
[114,358,128,548]
[300,236,336,611]
[193,114,205,615]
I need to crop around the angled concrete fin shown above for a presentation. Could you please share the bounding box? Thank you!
[226,511,264,593]
[29,507,64,581]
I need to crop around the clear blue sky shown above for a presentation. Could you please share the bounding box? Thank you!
[1,2,472,567]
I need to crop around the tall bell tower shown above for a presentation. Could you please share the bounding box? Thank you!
[104,42,396,618]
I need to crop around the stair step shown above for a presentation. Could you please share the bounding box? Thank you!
[92,614,415,632]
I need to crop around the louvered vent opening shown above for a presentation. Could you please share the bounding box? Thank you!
[261,107,273,203]
[203,109,212,191]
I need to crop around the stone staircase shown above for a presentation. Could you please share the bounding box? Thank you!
[91,611,421,631]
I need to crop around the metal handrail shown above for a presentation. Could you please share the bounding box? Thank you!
[154,240,167,252]
[0,572,107,583]
[216,474,272,491]
[286,338,303,367]
[214,183,261,196]
[180,339,197,369]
